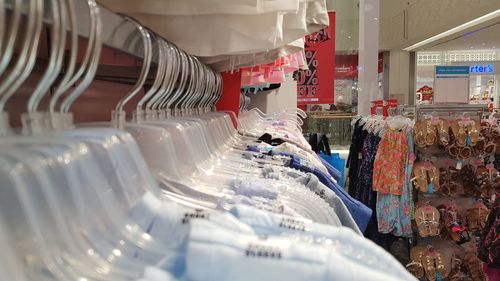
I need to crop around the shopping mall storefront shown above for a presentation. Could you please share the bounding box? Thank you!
[416,52,499,109]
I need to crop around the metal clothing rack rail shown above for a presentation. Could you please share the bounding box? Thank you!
[417,104,488,118]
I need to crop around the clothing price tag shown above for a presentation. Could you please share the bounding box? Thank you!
[456,160,464,170]
[358,152,363,160]
[431,116,440,125]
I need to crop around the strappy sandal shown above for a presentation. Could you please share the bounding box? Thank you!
[459,146,473,159]
[406,245,426,278]
[437,119,450,146]
[475,138,486,152]
[448,167,461,197]
[449,255,465,279]
[426,119,438,146]
[448,144,461,158]
[464,252,488,281]
[415,206,440,237]
[424,250,437,281]
[468,120,481,146]
[427,163,440,193]
[439,168,451,196]
[444,204,470,244]
[437,204,450,239]
[414,120,428,148]
[461,165,478,197]
[450,271,474,281]
[412,163,429,192]
[453,120,468,147]
[465,202,490,233]
[423,246,448,281]
[476,165,490,190]
[483,141,497,156]
[433,249,448,279]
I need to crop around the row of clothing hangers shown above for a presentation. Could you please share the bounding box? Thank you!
[352,114,414,137]
[0,1,418,281]
[0,0,344,280]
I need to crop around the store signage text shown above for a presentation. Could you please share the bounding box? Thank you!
[470,64,494,74]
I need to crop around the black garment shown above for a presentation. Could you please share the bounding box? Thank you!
[258,133,287,146]
[240,83,281,94]
[346,119,368,198]
[309,133,319,152]
[317,134,331,156]
[258,133,273,144]
[308,133,331,156]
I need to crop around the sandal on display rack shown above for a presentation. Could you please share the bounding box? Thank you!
[406,245,427,279]
[415,205,441,237]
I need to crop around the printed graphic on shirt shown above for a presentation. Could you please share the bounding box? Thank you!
[181,209,210,224]
[279,217,306,231]
[245,243,283,259]
[315,189,327,199]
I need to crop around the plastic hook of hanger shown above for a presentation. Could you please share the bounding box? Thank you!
[146,40,178,117]
[172,54,196,116]
[60,0,103,115]
[112,17,152,127]
[149,42,180,114]
[0,0,4,60]
[49,0,93,113]
[27,0,67,113]
[22,0,68,134]
[0,0,44,112]
[159,49,189,114]
[135,37,168,122]
[0,0,21,77]
[0,0,22,134]
[183,57,204,115]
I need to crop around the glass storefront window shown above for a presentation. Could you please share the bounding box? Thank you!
[415,50,500,109]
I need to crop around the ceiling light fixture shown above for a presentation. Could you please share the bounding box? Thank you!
[403,9,500,51]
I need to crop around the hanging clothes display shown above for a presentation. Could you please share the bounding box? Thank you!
[346,115,416,247]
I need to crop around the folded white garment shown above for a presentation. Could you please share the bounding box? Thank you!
[200,41,305,72]
[123,12,283,56]
[98,0,299,16]
[97,0,328,57]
